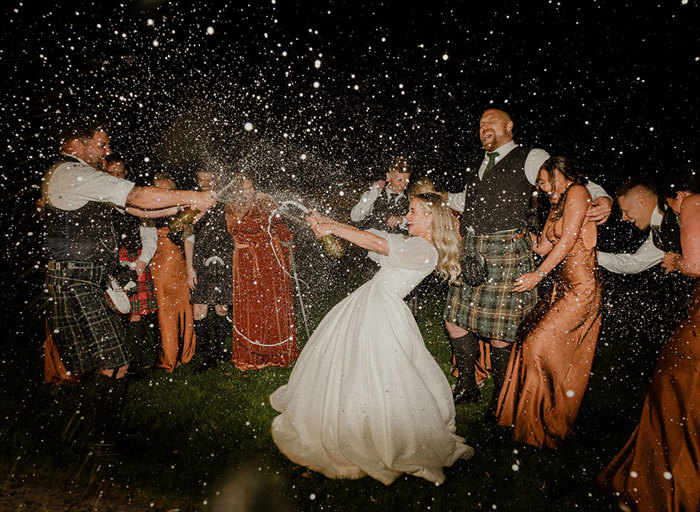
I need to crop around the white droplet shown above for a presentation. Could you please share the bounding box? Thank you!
[649,126,654,131]
[244,122,254,131]
[144,157,150,162]
[152,40,159,47]
[630,471,638,478]
[313,81,320,88]
[300,154,307,160]
[511,464,519,471]
[314,59,321,68]
[663,471,673,480]
[442,53,449,61]
[309,493,316,500]
[147,19,154,26]
[566,389,575,397]
[206,26,214,35]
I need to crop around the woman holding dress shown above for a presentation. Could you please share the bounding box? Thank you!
[270,193,473,486]
[598,176,700,512]
[495,156,602,449]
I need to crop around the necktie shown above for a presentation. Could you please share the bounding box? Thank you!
[484,151,500,175]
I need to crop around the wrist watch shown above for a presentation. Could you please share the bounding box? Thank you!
[537,268,546,278]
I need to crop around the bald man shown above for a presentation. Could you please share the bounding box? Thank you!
[445,108,612,411]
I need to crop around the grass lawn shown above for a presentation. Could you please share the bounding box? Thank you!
[1,248,671,511]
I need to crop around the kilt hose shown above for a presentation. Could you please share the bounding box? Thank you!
[46,260,130,374]
[118,247,157,315]
[445,229,537,343]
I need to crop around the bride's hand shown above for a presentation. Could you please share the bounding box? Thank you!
[306,209,332,238]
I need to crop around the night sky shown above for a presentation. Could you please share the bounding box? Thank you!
[1,0,698,347]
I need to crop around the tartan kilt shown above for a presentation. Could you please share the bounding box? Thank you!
[46,261,130,374]
[119,247,157,315]
[444,229,537,343]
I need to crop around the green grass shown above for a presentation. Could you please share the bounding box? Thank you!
[1,258,644,511]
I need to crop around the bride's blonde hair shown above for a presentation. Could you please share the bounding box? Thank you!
[414,193,461,283]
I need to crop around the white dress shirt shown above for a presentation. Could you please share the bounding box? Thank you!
[43,155,135,210]
[138,226,158,265]
[448,142,610,213]
[597,206,665,274]
[350,185,406,223]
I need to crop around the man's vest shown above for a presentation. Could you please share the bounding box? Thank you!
[112,208,143,254]
[652,207,682,254]
[357,189,409,234]
[44,159,119,269]
[193,202,235,266]
[459,146,533,236]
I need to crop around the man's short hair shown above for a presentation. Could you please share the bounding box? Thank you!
[615,176,657,198]
[58,118,108,147]
[389,156,411,175]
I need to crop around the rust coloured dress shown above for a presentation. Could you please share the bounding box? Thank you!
[496,206,602,449]
[149,226,195,372]
[598,279,700,511]
[226,193,298,370]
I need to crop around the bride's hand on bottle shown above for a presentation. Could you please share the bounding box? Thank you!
[306,209,332,238]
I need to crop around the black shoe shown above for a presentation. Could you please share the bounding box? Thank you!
[453,378,482,404]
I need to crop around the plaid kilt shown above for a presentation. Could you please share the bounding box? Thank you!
[444,229,537,342]
[46,261,130,374]
[119,247,157,315]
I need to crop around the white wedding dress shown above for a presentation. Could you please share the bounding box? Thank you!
[270,230,470,485]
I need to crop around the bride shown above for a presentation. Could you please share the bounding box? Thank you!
[270,193,474,486]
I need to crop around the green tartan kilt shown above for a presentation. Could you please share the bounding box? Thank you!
[46,261,130,375]
[444,230,537,343]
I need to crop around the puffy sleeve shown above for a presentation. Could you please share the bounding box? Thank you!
[386,234,437,272]
[366,228,388,264]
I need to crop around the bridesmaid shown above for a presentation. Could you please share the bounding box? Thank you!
[598,176,700,512]
[495,156,602,449]
[149,174,196,372]
[225,174,297,370]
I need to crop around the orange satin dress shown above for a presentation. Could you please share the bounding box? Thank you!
[598,279,700,511]
[43,319,80,385]
[149,226,195,372]
[225,193,298,370]
[496,206,602,449]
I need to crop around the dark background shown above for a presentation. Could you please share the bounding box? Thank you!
[1,0,697,417]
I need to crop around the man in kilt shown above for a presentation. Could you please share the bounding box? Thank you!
[104,154,159,379]
[185,168,235,372]
[42,119,216,457]
[445,109,612,411]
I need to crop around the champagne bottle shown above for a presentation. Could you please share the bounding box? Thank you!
[319,234,344,258]
[169,208,199,232]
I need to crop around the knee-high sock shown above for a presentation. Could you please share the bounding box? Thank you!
[88,373,128,444]
[449,332,479,388]
[193,315,214,366]
[214,311,230,360]
[125,320,147,370]
[489,345,511,398]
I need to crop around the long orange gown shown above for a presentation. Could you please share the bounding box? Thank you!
[495,205,602,449]
[225,193,298,370]
[598,279,700,511]
[149,226,195,372]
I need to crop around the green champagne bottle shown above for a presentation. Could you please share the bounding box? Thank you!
[319,234,344,258]
[169,208,199,232]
